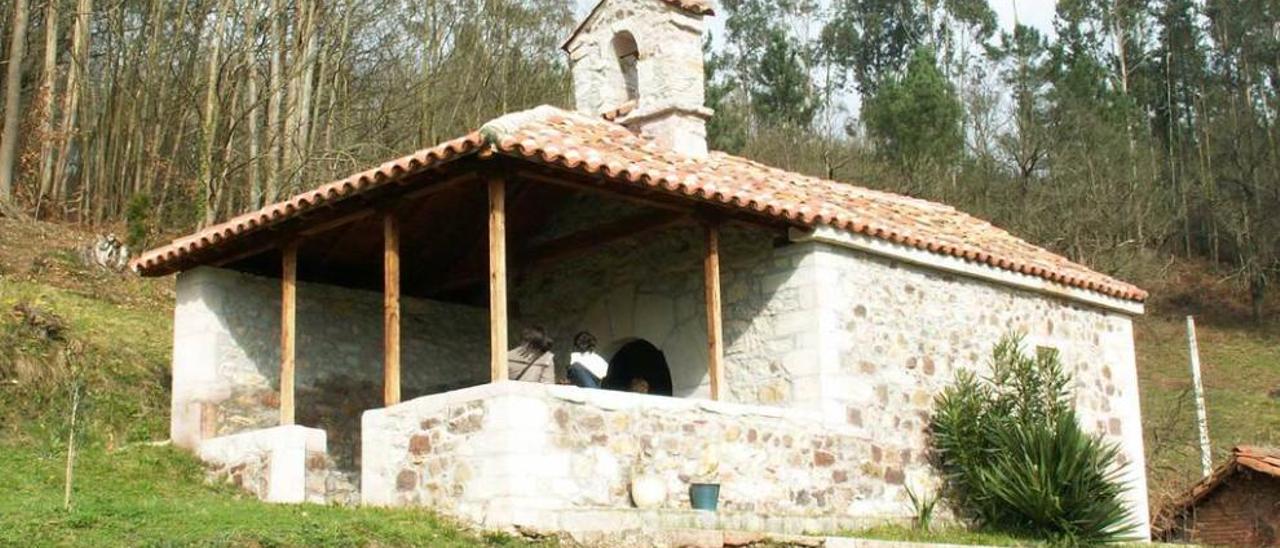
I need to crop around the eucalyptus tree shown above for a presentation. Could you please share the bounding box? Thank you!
[720,0,821,131]
[987,24,1053,188]
[821,0,997,95]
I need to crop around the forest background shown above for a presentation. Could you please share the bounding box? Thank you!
[0,0,1274,326]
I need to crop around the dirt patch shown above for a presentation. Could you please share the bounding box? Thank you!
[1145,257,1276,327]
[0,217,173,310]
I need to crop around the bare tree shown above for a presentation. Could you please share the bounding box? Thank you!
[0,0,30,203]
[197,0,231,227]
[34,0,58,213]
[50,0,89,213]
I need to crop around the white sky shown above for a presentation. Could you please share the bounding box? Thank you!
[573,0,1060,37]
[993,0,1058,35]
[569,0,1061,129]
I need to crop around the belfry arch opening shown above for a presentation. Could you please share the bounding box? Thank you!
[612,31,640,102]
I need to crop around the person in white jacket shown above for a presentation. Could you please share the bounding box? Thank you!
[567,331,608,389]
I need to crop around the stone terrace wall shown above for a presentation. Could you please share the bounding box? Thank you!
[514,202,824,406]
[171,267,489,467]
[811,242,1151,532]
[198,425,328,504]
[362,382,913,533]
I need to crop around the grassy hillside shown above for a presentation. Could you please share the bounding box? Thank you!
[0,216,1275,542]
[0,443,528,546]
[1136,315,1280,510]
[0,218,538,546]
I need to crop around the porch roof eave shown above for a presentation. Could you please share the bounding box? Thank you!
[131,152,799,281]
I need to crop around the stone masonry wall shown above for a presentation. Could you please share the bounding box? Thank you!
[198,425,328,504]
[566,0,706,116]
[513,209,822,405]
[811,243,1151,531]
[362,382,904,533]
[171,267,489,467]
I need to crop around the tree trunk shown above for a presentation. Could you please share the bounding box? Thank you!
[245,0,261,209]
[51,0,90,213]
[197,0,230,227]
[265,0,282,203]
[0,0,30,204]
[34,0,58,214]
[283,0,318,195]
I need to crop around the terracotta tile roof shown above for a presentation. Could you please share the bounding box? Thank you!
[1234,445,1280,477]
[1156,446,1280,533]
[133,105,1147,303]
[602,100,638,122]
[484,107,1146,302]
[130,134,485,274]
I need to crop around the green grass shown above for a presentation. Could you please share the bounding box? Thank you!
[842,524,1030,546]
[0,441,532,546]
[0,261,542,546]
[0,278,172,445]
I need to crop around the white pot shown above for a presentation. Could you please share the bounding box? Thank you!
[630,473,667,508]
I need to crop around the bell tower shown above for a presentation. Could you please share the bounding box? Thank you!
[563,0,715,156]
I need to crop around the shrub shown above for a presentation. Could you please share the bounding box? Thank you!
[930,334,1138,544]
[125,193,153,251]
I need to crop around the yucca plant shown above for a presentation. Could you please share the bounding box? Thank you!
[930,334,1138,544]
[905,483,940,532]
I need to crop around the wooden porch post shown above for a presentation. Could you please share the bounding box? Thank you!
[383,212,401,406]
[704,223,725,400]
[489,177,509,382]
[280,241,298,425]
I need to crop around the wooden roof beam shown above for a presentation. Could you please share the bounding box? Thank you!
[427,210,688,296]
[207,174,477,274]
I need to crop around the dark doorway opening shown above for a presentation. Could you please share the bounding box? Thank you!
[602,339,674,396]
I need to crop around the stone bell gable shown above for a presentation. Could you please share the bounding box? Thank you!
[563,0,715,156]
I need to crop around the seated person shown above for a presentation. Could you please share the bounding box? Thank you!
[628,378,650,394]
[508,326,555,384]
[567,331,609,389]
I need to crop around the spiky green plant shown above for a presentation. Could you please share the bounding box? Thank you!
[930,334,1138,544]
[905,483,939,532]
[978,414,1137,544]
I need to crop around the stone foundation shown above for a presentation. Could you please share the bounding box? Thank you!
[199,425,328,504]
[362,382,921,533]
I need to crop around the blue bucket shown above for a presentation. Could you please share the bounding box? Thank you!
[689,483,720,511]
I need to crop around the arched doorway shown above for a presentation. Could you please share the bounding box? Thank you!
[602,339,673,396]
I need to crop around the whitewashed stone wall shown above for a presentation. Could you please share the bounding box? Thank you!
[513,211,822,405]
[362,382,907,533]
[809,242,1151,535]
[170,267,489,467]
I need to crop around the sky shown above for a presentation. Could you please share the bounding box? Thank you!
[568,0,1062,126]
[992,0,1058,36]
[573,0,1061,37]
